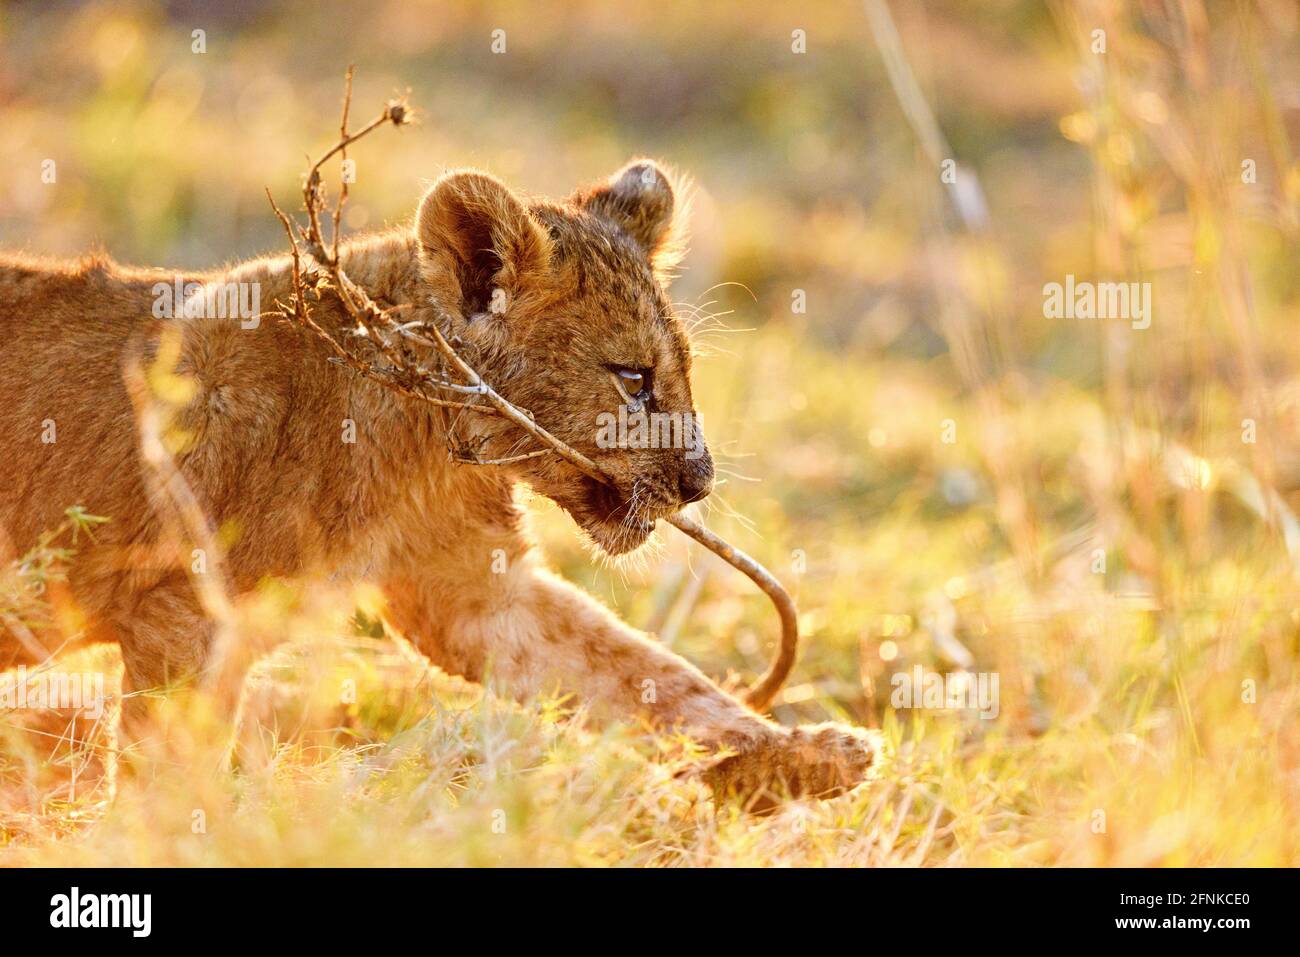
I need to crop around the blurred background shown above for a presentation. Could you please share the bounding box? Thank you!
[1,0,1298,865]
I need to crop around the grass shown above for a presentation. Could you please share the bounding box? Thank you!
[2,0,1298,865]
[3,318,1297,866]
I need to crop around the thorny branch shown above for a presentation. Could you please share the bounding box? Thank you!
[263,70,798,712]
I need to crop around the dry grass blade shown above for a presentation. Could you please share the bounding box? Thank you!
[121,354,239,691]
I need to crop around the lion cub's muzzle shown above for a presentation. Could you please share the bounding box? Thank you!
[676,450,714,505]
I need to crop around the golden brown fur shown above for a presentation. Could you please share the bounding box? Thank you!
[0,160,877,804]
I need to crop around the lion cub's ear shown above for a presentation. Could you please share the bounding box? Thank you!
[577,159,689,281]
[416,170,552,317]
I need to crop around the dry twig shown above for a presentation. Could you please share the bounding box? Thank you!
[263,70,799,711]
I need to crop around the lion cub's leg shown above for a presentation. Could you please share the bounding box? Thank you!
[384,562,772,748]
[383,558,878,806]
[112,574,249,781]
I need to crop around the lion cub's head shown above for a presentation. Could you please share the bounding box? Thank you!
[415,159,713,555]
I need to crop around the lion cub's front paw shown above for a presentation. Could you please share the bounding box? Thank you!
[703,722,882,812]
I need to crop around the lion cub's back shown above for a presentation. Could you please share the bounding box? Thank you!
[0,254,160,558]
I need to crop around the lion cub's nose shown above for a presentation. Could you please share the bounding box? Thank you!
[677,456,715,505]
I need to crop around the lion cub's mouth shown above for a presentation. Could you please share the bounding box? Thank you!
[564,476,670,555]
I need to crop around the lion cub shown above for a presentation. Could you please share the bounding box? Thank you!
[0,160,877,804]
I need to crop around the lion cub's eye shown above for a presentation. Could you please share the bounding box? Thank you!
[617,369,645,395]
[611,367,650,399]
